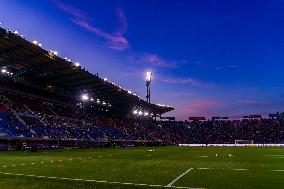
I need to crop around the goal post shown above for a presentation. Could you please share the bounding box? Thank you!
[235,140,254,146]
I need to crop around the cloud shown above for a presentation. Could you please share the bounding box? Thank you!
[72,19,128,50]
[55,1,85,19]
[168,92,195,98]
[55,2,129,51]
[130,53,187,68]
[157,75,216,88]
[180,99,219,117]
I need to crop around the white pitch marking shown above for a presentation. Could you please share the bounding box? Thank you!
[198,168,210,170]
[73,178,83,181]
[50,160,54,163]
[0,172,200,189]
[2,165,7,168]
[166,168,194,187]
[264,155,284,157]
[12,165,16,167]
[21,164,25,166]
[199,156,208,158]
[233,169,247,171]
[36,175,45,178]
[60,177,70,180]
[58,160,62,162]
[48,176,57,179]
[68,159,73,161]
[98,156,102,158]
[267,170,284,172]
[86,179,96,182]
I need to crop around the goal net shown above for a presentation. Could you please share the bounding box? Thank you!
[235,140,254,146]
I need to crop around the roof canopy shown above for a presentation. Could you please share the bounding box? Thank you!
[0,27,173,115]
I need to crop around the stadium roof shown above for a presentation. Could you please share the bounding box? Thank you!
[0,26,173,115]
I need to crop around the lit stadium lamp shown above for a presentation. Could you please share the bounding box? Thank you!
[96,99,100,103]
[138,111,143,115]
[81,94,89,101]
[146,71,152,82]
[33,40,38,45]
[75,62,80,67]
[53,51,58,55]
[14,31,18,34]
[102,101,106,105]
[20,34,24,37]
[128,90,132,94]
[90,97,94,101]
[133,110,138,114]
[1,69,7,73]
[103,78,108,81]
[38,43,42,47]
[144,112,149,116]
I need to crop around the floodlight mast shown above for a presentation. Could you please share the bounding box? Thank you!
[145,71,152,103]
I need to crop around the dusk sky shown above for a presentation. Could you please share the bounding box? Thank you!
[1,0,284,120]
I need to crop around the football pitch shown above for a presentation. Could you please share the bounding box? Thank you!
[0,146,283,189]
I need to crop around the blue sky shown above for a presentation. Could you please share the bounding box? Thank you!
[1,0,284,120]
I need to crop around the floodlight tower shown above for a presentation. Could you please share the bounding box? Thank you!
[145,71,152,103]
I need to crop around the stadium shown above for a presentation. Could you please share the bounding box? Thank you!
[1,1,284,189]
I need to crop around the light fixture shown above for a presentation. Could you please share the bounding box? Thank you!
[146,71,152,82]
[75,62,80,67]
[81,94,89,101]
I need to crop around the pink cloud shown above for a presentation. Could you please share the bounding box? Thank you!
[72,19,128,50]
[183,99,219,116]
[55,2,129,51]
[55,1,85,19]
[156,75,216,88]
[168,92,195,98]
[141,53,186,68]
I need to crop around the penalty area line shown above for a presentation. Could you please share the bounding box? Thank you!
[166,168,194,187]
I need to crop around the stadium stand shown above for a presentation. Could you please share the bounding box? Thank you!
[0,26,284,151]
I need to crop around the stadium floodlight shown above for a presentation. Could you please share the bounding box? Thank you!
[138,111,143,115]
[90,97,94,101]
[128,90,132,94]
[145,71,152,103]
[1,69,7,73]
[103,78,108,81]
[102,101,106,105]
[20,34,24,37]
[81,94,89,101]
[33,40,38,45]
[133,110,138,114]
[53,51,58,55]
[146,71,152,82]
[144,112,149,116]
[75,62,80,67]
[38,43,42,47]
[14,31,18,34]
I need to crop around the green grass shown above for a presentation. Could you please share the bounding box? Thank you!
[0,146,284,189]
